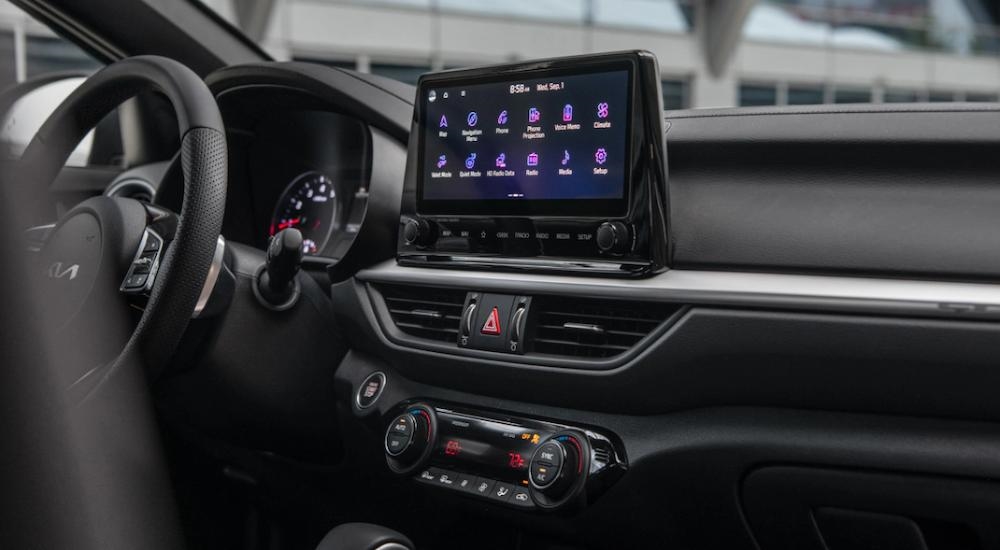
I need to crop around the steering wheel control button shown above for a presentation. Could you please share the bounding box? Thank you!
[356,372,386,409]
[121,229,163,294]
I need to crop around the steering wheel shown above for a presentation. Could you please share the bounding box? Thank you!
[7,56,226,549]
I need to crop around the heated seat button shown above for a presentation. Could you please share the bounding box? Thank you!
[489,481,514,502]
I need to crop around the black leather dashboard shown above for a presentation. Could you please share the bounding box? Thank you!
[666,103,1000,279]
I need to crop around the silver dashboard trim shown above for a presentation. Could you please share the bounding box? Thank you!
[193,236,226,318]
[359,260,1000,319]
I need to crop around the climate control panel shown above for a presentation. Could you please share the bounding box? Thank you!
[382,402,626,511]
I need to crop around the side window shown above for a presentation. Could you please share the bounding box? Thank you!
[0,1,119,168]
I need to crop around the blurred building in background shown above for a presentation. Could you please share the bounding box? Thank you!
[2,0,999,109]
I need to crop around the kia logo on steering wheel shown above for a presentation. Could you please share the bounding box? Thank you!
[47,262,80,281]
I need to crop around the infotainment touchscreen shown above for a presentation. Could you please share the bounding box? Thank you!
[416,62,633,216]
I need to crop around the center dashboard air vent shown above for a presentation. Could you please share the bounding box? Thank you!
[529,296,680,359]
[373,283,683,363]
[377,284,467,343]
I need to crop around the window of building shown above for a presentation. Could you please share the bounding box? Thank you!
[369,63,430,85]
[26,35,101,78]
[661,78,689,110]
[883,88,920,103]
[927,90,956,102]
[833,87,871,104]
[787,84,824,105]
[965,92,999,102]
[739,83,778,106]
[0,29,15,90]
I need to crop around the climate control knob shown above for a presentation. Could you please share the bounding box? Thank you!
[529,433,589,508]
[384,405,436,474]
[402,218,435,247]
[595,221,630,255]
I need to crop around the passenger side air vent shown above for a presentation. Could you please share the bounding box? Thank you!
[529,297,680,359]
[377,284,467,343]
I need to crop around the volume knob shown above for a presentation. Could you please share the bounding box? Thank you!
[596,222,630,255]
[403,218,435,247]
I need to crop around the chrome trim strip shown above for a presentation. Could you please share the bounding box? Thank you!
[359,260,1000,319]
[193,236,226,318]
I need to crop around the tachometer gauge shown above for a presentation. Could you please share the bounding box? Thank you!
[269,171,338,255]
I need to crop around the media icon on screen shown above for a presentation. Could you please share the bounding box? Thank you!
[526,152,539,166]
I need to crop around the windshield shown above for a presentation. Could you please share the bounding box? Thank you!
[104,1,1000,108]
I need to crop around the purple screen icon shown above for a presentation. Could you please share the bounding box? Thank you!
[527,152,538,166]
[439,114,448,128]
[465,152,477,169]
[595,148,608,165]
[528,107,540,123]
[597,102,609,119]
[436,155,447,169]
[467,111,478,126]
[562,104,573,122]
[497,110,508,125]
[495,153,506,168]
[561,150,570,166]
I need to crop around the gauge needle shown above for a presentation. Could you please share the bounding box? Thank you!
[278,217,301,230]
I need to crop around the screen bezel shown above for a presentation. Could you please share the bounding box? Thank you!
[415,57,636,217]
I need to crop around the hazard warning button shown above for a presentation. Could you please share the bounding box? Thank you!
[468,293,515,352]
[481,307,502,335]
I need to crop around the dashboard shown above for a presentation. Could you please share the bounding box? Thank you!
[143,55,1000,550]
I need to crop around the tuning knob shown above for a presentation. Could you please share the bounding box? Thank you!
[385,405,436,474]
[595,221,630,255]
[529,433,589,508]
[403,218,436,247]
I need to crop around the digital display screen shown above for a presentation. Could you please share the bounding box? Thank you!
[432,412,551,483]
[417,63,633,216]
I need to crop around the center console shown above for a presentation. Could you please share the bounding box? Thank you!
[397,50,668,276]
[381,401,626,511]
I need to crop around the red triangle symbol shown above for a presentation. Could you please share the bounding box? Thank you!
[481,306,502,335]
